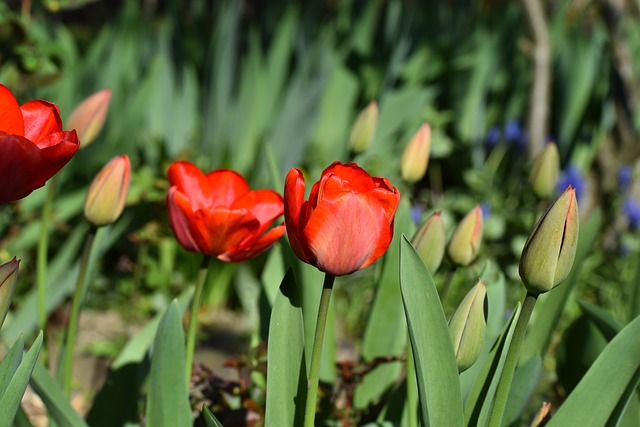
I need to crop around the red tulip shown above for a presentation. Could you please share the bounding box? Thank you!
[166,161,285,262]
[0,84,79,205]
[284,161,400,276]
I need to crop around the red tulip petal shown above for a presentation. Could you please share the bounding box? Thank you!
[233,189,284,235]
[303,191,392,276]
[369,185,401,223]
[167,161,213,211]
[167,187,202,253]
[221,223,286,262]
[192,208,260,256]
[0,85,24,136]
[0,131,79,205]
[205,169,250,207]
[319,162,378,193]
[21,100,62,143]
[284,168,310,263]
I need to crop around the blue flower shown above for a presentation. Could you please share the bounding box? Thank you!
[480,201,491,219]
[624,198,640,229]
[486,126,502,149]
[411,204,424,225]
[619,166,632,191]
[557,165,585,201]
[504,120,527,150]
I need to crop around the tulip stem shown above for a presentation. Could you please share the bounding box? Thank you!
[62,226,97,397]
[406,338,419,427]
[36,176,58,337]
[487,291,538,427]
[439,266,457,303]
[185,256,211,385]
[304,273,336,427]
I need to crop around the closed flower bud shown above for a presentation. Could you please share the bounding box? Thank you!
[84,154,131,227]
[448,280,487,372]
[529,143,559,198]
[0,258,19,329]
[411,211,445,273]
[348,101,378,154]
[401,123,431,183]
[447,205,483,267]
[519,186,579,294]
[66,89,112,148]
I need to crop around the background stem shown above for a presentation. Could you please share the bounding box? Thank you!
[37,177,58,335]
[185,256,211,384]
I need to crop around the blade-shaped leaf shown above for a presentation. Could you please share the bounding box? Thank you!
[464,304,521,427]
[578,300,623,341]
[265,270,306,427]
[145,301,192,427]
[400,235,464,427]
[0,332,42,427]
[547,315,640,427]
[30,363,88,427]
[0,336,24,397]
[203,406,224,427]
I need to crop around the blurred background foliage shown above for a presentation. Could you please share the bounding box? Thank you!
[2,0,640,423]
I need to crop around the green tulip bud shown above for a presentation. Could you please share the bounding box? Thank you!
[448,279,487,372]
[84,154,131,227]
[348,101,378,154]
[519,186,579,294]
[0,257,19,329]
[401,123,431,183]
[411,211,445,273]
[529,143,559,198]
[447,205,483,267]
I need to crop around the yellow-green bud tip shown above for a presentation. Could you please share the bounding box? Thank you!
[411,211,446,274]
[348,101,379,154]
[84,154,131,227]
[529,143,560,198]
[447,205,483,267]
[448,279,487,372]
[66,89,112,149]
[519,186,579,294]
[401,123,431,183]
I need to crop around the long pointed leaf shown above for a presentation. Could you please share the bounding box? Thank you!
[30,363,88,427]
[265,270,306,427]
[0,332,42,427]
[0,336,24,397]
[547,315,640,426]
[400,235,464,427]
[203,406,224,427]
[145,301,192,427]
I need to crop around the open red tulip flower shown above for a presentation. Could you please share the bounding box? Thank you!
[0,84,79,205]
[166,161,286,262]
[285,161,400,276]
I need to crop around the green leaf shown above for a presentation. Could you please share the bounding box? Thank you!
[265,270,306,427]
[145,301,192,427]
[503,355,542,425]
[630,242,640,321]
[0,332,42,427]
[578,300,623,341]
[547,315,640,427]
[464,304,521,427]
[0,336,24,396]
[400,235,464,427]
[203,405,224,427]
[29,363,88,427]
[520,209,602,362]
[356,198,414,408]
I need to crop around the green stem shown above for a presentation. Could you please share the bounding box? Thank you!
[185,256,211,384]
[439,266,457,303]
[37,177,58,334]
[62,226,97,397]
[303,273,336,427]
[487,291,538,427]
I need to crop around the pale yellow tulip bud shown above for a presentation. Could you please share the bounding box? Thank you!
[84,155,131,227]
[401,123,431,183]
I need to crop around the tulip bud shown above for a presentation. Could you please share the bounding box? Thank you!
[84,154,131,227]
[348,101,378,154]
[448,280,487,372]
[519,186,579,294]
[411,211,445,273]
[66,89,112,149]
[401,123,431,183]
[447,205,483,267]
[0,258,19,329]
[529,143,559,198]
